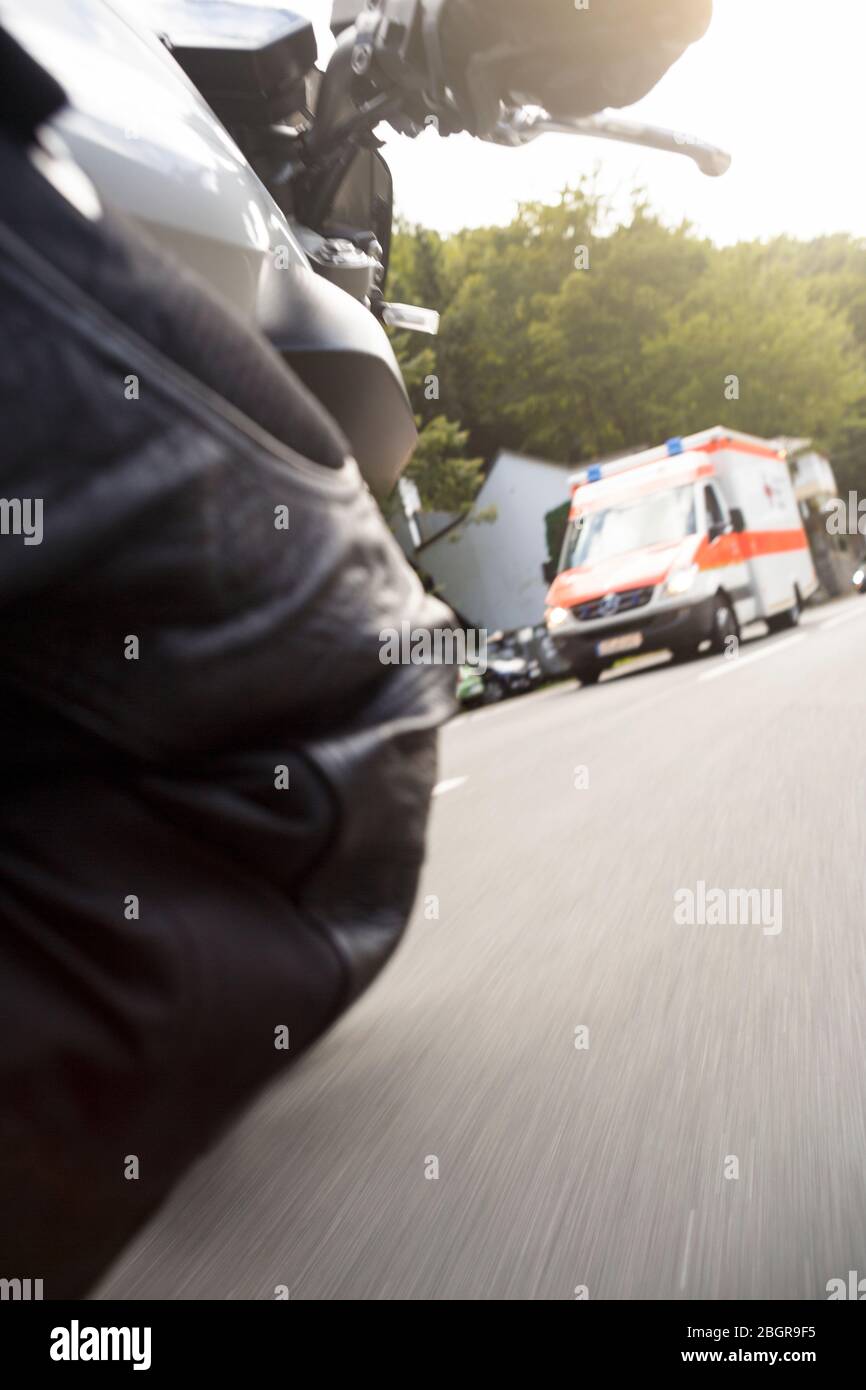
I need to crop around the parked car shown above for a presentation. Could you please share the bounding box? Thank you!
[457,664,487,709]
[482,635,542,703]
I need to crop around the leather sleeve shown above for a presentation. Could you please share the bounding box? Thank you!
[0,105,454,1293]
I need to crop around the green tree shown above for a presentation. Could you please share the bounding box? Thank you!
[513,206,710,459]
[404,415,486,514]
[636,244,866,449]
[387,222,484,514]
[436,184,601,460]
[390,189,866,504]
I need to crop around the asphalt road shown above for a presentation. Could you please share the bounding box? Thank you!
[97,597,866,1300]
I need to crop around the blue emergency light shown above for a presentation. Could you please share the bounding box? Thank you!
[665,437,684,455]
[587,464,602,482]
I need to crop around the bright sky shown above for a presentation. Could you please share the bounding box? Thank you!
[374,0,866,245]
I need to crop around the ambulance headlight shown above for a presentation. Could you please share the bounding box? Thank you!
[853,568,864,587]
[545,606,570,630]
[663,564,699,598]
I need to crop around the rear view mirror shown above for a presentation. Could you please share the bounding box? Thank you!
[729,507,746,533]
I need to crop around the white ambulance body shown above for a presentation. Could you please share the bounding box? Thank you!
[544,427,818,682]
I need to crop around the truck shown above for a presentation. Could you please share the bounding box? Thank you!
[544,426,818,685]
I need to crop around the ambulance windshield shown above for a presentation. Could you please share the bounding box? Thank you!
[560,483,696,572]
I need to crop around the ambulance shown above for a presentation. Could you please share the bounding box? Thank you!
[544,426,818,684]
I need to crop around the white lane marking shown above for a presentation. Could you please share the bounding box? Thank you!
[819,603,866,631]
[432,777,467,797]
[698,633,806,682]
[679,1209,696,1293]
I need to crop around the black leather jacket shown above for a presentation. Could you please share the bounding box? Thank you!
[0,30,454,1295]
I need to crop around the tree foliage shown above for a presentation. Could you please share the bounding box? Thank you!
[387,225,485,514]
[389,183,866,504]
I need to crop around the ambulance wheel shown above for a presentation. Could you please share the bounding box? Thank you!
[767,591,801,632]
[574,662,602,686]
[709,596,739,653]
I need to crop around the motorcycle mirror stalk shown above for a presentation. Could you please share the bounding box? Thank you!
[371,293,441,335]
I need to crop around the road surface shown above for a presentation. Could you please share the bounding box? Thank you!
[97,598,866,1300]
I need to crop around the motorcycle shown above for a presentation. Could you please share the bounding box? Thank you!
[0,0,730,501]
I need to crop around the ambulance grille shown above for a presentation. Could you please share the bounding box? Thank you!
[574,585,654,623]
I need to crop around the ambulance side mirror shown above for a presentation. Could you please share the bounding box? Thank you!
[729,507,746,533]
[542,559,558,585]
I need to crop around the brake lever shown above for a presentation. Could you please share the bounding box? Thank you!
[492,108,731,178]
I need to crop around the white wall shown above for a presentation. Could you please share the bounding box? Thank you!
[419,453,572,631]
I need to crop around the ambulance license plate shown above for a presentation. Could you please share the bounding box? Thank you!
[596,632,643,657]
